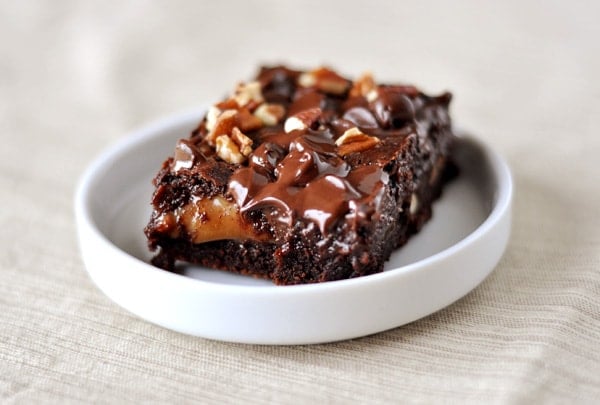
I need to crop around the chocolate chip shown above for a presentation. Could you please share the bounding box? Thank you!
[370,90,415,129]
[342,106,379,129]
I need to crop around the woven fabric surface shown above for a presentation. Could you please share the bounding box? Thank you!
[1,1,599,403]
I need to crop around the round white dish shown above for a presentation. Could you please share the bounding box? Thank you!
[75,108,513,345]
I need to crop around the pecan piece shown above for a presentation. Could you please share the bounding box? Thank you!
[350,71,377,99]
[215,134,244,164]
[284,107,322,133]
[298,67,350,95]
[233,81,264,108]
[254,103,286,126]
[206,109,237,145]
[335,127,380,156]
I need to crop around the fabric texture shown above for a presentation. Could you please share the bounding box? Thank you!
[1,1,599,403]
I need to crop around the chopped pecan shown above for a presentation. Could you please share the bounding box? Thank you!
[284,107,322,133]
[215,134,245,164]
[233,81,264,108]
[236,108,263,132]
[335,127,380,156]
[254,103,286,126]
[206,109,237,145]
[298,67,350,95]
[350,71,377,99]
[231,127,253,157]
[205,106,222,132]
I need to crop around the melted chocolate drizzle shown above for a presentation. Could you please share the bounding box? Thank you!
[173,66,451,238]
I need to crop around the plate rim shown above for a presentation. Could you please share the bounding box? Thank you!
[75,107,513,343]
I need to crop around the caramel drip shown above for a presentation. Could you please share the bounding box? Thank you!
[156,197,269,243]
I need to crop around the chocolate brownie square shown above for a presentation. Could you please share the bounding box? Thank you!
[145,66,455,285]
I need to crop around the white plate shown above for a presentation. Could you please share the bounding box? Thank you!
[75,108,513,345]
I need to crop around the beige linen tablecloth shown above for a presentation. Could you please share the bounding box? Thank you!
[2,1,599,403]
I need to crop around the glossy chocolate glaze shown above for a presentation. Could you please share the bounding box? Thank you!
[145,66,456,284]
[166,66,451,241]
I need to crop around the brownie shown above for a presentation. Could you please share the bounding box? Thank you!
[144,66,456,285]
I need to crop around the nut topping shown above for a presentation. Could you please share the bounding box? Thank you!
[254,103,286,126]
[205,106,221,132]
[335,127,380,156]
[283,107,322,133]
[214,126,254,164]
[283,116,306,133]
[215,135,243,164]
[297,71,316,87]
[366,89,379,103]
[233,81,264,108]
[235,108,263,132]
[231,127,253,157]
[350,72,377,99]
[298,67,350,95]
[215,98,239,111]
[206,109,237,145]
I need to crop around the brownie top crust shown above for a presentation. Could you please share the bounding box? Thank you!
[154,66,452,243]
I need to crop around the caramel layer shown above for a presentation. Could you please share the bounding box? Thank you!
[156,197,268,243]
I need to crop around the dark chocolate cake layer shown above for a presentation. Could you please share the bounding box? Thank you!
[144,66,455,285]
